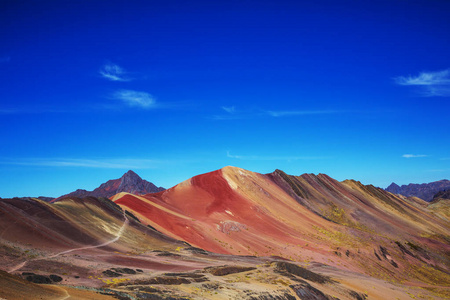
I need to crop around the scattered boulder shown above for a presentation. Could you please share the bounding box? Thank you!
[274,262,330,284]
[184,247,210,255]
[349,290,368,300]
[374,250,382,261]
[246,291,296,300]
[135,293,189,300]
[290,282,338,300]
[49,274,63,282]
[103,268,143,277]
[379,246,389,259]
[128,277,190,285]
[22,273,63,284]
[25,274,52,284]
[155,251,181,257]
[205,265,256,276]
[112,268,136,275]
[164,272,208,282]
[395,241,415,257]
[102,270,122,277]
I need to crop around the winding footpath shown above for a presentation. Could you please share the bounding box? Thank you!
[8,211,129,274]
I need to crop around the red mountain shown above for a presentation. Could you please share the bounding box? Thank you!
[112,166,450,287]
[55,170,164,201]
[1,166,449,299]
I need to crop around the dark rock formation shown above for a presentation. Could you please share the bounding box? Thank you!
[22,273,62,284]
[49,274,63,282]
[433,190,450,201]
[386,180,450,202]
[205,265,256,276]
[102,270,123,277]
[246,291,297,300]
[290,282,338,300]
[274,262,330,284]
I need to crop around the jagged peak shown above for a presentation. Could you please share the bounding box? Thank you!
[387,182,400,189]
[121,170,142,180]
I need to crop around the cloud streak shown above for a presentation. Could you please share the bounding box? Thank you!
[213,106,344,120]
[266,110,339,117]
[0,158,164,169]
[221,106,236,114]
[227,151,328,161]
[402,154,428,158]
[395,69,450,96]
[99,63,131,81]
[112,89,156,108]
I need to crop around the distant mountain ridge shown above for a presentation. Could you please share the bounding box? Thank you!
[55,170,165,201]
[386,179,450,202]
[433,189,450,201]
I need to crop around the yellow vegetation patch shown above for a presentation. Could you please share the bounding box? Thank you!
[101,277,130,285]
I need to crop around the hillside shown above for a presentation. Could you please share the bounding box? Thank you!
[1,166,449,299]
[113,167,449,288]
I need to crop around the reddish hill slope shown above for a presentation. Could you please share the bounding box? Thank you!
[113,166,450,286]
[55,170,165,201]
[1,167,449,299]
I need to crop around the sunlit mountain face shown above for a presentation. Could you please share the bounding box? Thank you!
[1,167,448,299]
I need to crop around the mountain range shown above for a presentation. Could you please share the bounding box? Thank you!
[54,170,165,201]
[0,167,449,300]
[386,179,450,202]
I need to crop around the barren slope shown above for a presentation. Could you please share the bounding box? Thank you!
[113,166,450,289]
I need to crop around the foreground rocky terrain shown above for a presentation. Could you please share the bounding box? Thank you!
[0,167,448,299]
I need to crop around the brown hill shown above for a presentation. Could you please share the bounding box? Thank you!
[54,170,164,201]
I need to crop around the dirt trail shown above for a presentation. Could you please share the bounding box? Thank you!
[8,211,129,273]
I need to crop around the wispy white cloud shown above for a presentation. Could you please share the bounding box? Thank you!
[395,69,450,96]
[0,158,164,169]
[99,63,131,81]
[227,151,328,161]
[112,89,156,108]
[222,106,236,114]
[402,154,428,158]
[266,110,339,117]
[212,107,344,120]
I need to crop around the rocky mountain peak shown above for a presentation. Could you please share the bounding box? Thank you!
[386,183,401,194]
[121,170,142,183]
[122,170,140,178]
[55,171,165,201]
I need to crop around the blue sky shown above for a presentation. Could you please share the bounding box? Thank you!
[1,0,449,197]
